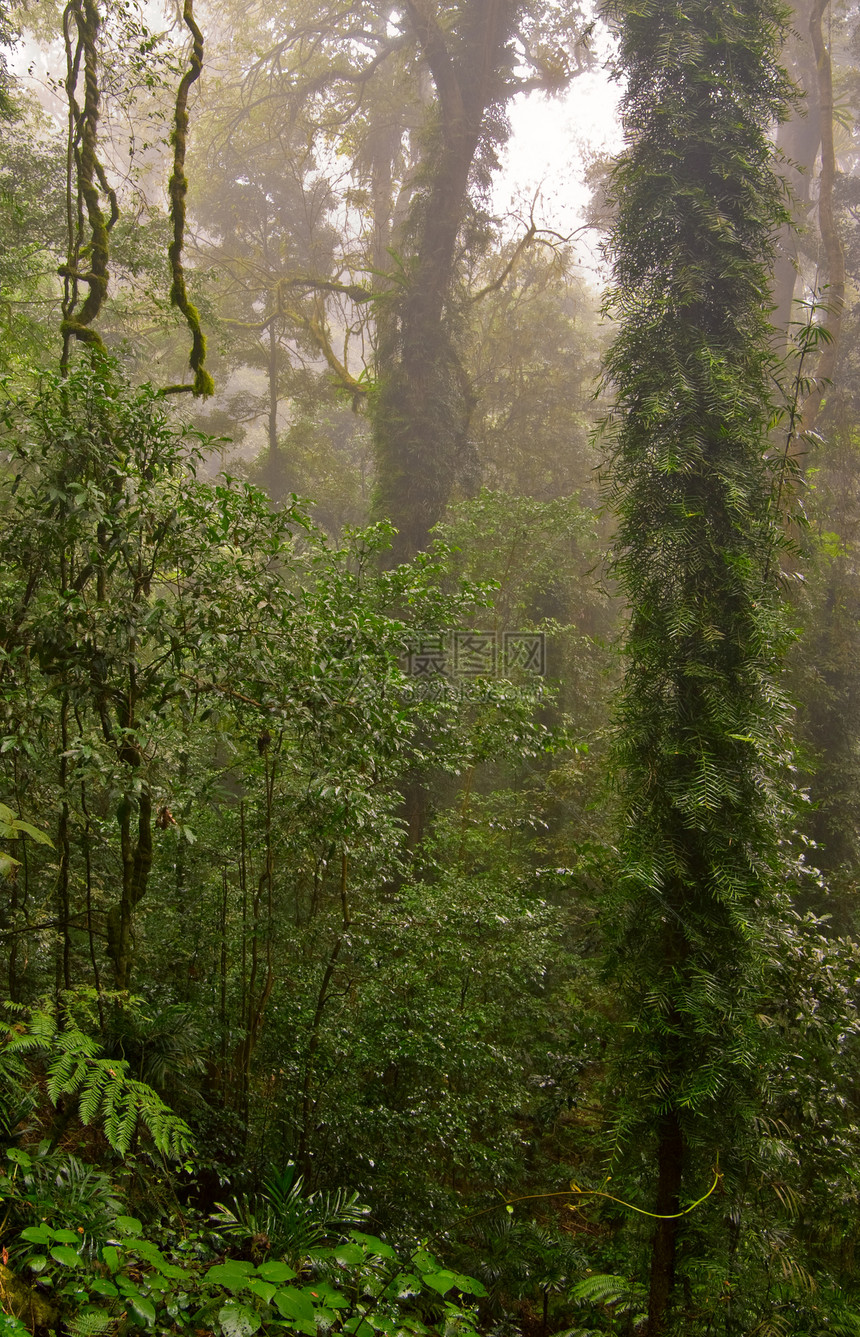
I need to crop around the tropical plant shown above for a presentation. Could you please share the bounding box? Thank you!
[1,998,192,1158]
[597,0,800,1327]
[212,1165,368,1264]
[9,1213,488,1337]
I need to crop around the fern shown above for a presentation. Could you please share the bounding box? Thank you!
[66,1310,113,1337]
[3,1002,192,1159]
[77,1062,113,1125]
[598,0,800,1316]
[570,1273,642,1310]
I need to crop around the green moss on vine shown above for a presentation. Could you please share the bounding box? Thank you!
[164,0,212,399]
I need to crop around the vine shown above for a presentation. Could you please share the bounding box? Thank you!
[59,0,117,367]
[163,0,213,398]
[57,0,211,390]
[461,1162,724,1227]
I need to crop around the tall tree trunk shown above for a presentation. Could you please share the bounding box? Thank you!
[602,0,794,1318]
[268,317,279,458]
[772,0,844,435]
[646,1110,684,1337]
[107,786,152,990]
[56,695,73,996]
[772,2,821,343]
[372,0,513,561]
[801,0,844,432]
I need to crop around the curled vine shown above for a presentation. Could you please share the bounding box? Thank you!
[163,0,213,398]
[59,0,117,367]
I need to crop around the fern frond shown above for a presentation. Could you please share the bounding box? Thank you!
[48,1053,95,1104]
[77,1063,114,1124]
[1,1003,192,1159]
[570,1273,638,1308]
[67,1308,113,1337]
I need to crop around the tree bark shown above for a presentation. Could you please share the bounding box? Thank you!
[772,3,821,342]
[646,1109,684,1337]
[801,0,844,432]
[372,0,513,561]
[107,786,152,990]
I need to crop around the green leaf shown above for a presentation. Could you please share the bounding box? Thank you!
[50,1245,82,1268]
[452,1273,487,1297]
[273,1286,316,1325]
[90,1280,120,1298]
[0,852,20,878]
[218,1302,261,1337]
[255,1262,297,1285]
[20,1225,53,1245]
[131,1237,185,1279]
[206,1261,256,1288]
[349,1231,396,1259]
[387,1273,421,1299]
[341,1320,375,1337]
[115,1215,143,1235]
[305,1283,348,1311]
[12,819,53,846]
[127,1293,157,1326]
[368,1320,397,1337]
[244,1279,276,1304]
[0,1313,33,1337]
[420,1271,459,1295]
[333,1243,365,1266]
[102,1246,121,1273]
[313,1308,338,1328]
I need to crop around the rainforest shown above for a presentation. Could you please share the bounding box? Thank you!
[1,0,860,1334]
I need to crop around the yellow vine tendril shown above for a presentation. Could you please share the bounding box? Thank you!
[471,1157,724,1224]
[564,1160,723,1220]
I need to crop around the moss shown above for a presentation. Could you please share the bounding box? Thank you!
[0,1263,60,1329]
[164,0,212,398]
[60,0,109,365]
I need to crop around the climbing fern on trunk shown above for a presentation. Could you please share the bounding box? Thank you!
[598,0,795,1329]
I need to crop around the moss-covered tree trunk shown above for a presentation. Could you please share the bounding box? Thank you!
[372,0,515,562]
[600,0,795,1328]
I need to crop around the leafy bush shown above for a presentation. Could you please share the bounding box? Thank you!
[10,1216,487,1337]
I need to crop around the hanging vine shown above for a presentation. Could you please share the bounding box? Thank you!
[162,0,213,397]
[59,0,118,368]
[58,0,211,393]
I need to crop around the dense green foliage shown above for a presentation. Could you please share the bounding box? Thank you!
[596,0,821,1328]
[3,1,860,1336]
[601,0,795,1163]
